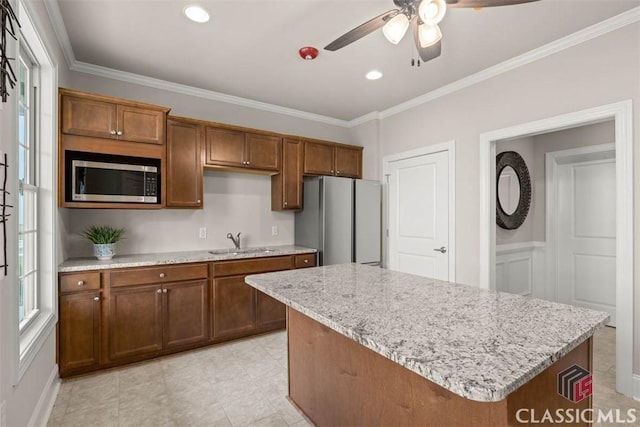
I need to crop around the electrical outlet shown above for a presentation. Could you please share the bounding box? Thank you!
[199,228,207,239]
[271,225,278,236]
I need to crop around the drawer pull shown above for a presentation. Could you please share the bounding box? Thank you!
[303,259,309,264]
[159,273,165,278]
[77,280,85,286]
[93,296,100,301]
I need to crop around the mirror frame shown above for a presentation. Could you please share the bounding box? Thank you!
[496,151,531,230]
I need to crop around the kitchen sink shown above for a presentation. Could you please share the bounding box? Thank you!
[208,247,275,256]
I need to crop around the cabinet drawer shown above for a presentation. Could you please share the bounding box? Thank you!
[60,272,101,293]
[294,253,316,269]
[212,256,293,278]
[110,263,208,287]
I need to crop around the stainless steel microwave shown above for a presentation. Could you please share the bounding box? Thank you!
[66,152,160,204]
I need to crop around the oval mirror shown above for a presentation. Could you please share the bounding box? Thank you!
[496,151,531,230]
[498,166,520,215]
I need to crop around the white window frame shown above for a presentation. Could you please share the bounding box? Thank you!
[13,0,58,382]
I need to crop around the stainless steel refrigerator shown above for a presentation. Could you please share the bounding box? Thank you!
[294,176,381,266]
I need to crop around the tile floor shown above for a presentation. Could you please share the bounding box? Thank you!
[47,326,638,427]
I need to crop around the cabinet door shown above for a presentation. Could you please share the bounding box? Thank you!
[61,95,117,139]
[163,279,209,349]
[117,105,165,144]
[272,138,303,210]
[59,292,101,374]
[335,146,362,178]
[108,284,163,361]
[303,141,335,175]
[166,120,203,208]
[245,133,281,171]
[205,127,246,167]
[256,291,286,330]
[212,276,256,338]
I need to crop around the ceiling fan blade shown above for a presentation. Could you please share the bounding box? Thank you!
[446,0,539,7]
[324,9,399,51]
[412,19,442,63]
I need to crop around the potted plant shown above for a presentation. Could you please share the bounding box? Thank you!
[82,225,125,260]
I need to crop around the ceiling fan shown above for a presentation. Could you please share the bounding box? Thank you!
[324,0,540,65]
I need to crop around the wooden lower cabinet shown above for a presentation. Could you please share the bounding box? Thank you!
[58,254,316,377]
[59,292,101,374]
[212,276,256,338]
[108,284,163,361]
[163,279,209,348]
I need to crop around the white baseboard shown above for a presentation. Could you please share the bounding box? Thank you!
[28,365,60,427]
[633,374,640,402]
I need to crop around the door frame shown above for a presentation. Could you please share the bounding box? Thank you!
[546,143,616,307]
[478,100,633,398]
[382,141,456,282]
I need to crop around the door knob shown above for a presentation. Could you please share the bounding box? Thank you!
[433,246,447,254]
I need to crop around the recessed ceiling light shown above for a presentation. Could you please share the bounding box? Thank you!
[366,70,383,80]
[184,5,210,23]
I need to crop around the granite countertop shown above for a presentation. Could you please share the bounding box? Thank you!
[245,264,609,403]
[59,245,316,272]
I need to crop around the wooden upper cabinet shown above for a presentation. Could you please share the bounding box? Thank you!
[205,126,281,172]
[61,95,117,140]
[303,141,335,175]
[303,140,363,179]
[60,89,169,145]
[335,145,362,178]
[166,119,203,208]
[272,138,303,211]
[205,127,246,167]
[245,133,281,171]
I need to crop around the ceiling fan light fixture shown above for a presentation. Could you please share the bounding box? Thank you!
[418,0,447,25]
[183,5,210,23]
[418,23,442,48]
[382,13,410,45]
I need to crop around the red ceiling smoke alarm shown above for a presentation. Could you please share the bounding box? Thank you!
[299,46,319,60]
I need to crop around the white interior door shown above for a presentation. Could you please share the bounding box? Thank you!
[556,157,616,325]
[388,151,449,280]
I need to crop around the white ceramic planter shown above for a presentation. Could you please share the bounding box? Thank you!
[94,243,116,261]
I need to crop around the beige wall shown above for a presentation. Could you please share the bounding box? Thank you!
[495,121,615,245]
[372,23,639,369]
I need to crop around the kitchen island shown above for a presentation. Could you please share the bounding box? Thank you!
[245,264,609,426]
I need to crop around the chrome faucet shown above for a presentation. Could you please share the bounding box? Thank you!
[226,232,241,250]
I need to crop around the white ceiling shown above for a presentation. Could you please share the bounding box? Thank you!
[51,0,639,122]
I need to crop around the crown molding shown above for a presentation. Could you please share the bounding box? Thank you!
[43,1,639,129]
[365,6,640,123]
[43,0,75,67]
[69,61,350,127]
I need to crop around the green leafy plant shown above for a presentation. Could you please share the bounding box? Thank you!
[82,225,125,244]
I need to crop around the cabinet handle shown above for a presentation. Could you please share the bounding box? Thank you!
[159,273,165,278]
[77,280,84,286]
[163,288,168,293]
[246,161,250,165]
[284,201,288,206]
[197,200,201,203]
[116,131,123,136]
[337,171,340,174]
[303,259,309,263]
[93,296,100,301]
[157,289,162,293]
[109,130,116,135]
[330,170,334,174]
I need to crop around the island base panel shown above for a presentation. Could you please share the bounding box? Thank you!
[287,308,591,427]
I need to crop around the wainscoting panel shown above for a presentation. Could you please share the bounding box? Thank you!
[496,242,546,298]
